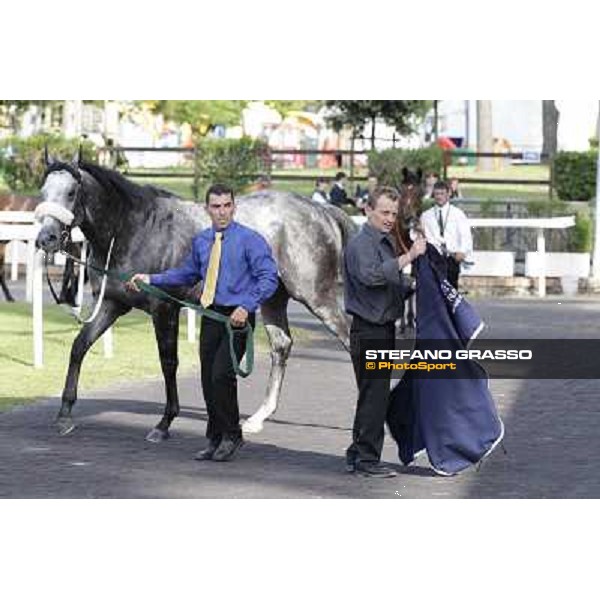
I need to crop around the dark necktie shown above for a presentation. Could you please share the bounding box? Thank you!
[437,208,445,236]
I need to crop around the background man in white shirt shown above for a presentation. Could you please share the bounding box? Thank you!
[420,180,473,289]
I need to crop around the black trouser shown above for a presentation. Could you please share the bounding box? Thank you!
[446,255,460,289]
[199,305,255,440]
[347,315,395,464]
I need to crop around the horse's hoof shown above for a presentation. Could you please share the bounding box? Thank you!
[56,417,76,436]
[242,418,264,435]
[145,428,170,443]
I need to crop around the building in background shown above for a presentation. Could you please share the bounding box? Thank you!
[429,100,598,153]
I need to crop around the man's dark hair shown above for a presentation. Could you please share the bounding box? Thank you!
[368,186,400,209]
[316,177,327,186]
[205,183,234,204]
[433,180,449,193]
[335,171,346,181]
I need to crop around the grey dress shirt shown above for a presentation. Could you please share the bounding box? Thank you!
[343,222,409,325]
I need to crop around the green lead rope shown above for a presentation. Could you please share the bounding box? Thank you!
[61,253,254,377]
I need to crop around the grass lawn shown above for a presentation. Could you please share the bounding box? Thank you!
[0,302,307,412]
[3,163,552,203]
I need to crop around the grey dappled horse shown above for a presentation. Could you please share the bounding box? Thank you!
[35,155,355,441]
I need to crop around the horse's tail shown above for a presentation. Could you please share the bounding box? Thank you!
[323,204,359,248]
[319,205,359,281]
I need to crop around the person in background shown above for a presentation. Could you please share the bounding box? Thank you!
[355,175,378,214]
[423,172,439,199]
[311,177,330,204]
[449,177,463,199]
[249,174,272,192]
[329,171,354,208]
[420,180,473,289]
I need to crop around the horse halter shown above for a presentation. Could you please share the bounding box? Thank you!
[37,163,90,248]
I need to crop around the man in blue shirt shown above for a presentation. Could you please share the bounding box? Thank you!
[128,184,279,462]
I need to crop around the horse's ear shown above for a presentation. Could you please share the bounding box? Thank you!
[416,167,423,183]
[44,143,50,167]
[402,166,409,182]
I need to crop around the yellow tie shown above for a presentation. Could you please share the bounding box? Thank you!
[200,231,223,308]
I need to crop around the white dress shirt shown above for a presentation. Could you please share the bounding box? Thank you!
[312,190,329,204]
[420,202,474,262]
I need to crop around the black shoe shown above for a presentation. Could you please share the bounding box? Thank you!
[345,450,358,473]
[213,434,244,462]
[194,437,221,461]
[354,462,397,478]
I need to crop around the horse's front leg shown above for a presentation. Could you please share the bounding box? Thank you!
[57,299,130,435]
[146,303,181,443]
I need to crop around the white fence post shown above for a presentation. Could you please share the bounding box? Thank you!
[74,240,87,315]
[10,241,19,281]
[536,227,546,298]
[33,249,44,368]
[102,328,113,358]
[187,307,196,342]
[26,239,36,302]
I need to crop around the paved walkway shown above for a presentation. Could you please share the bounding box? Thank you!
[2,295,600,498]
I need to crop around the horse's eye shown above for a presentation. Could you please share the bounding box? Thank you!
[68,190,75,198]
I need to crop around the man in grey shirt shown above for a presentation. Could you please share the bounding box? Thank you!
[344,186,426,478]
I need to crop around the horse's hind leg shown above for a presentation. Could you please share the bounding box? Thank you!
[0,273,14,302]
[56,299,131,435]
[305,291,351,351]
[243,283,293,434]
[146,303,181,443]
[399,301,407,335]
[0,248,14,302]
[407,294,416,330]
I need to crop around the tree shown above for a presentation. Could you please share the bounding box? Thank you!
[542,100,559,163]
[476,100,494,171]
[263,100,322,117]
[324,100,430,149]
[0,101,66,135]
[146,101,246,137]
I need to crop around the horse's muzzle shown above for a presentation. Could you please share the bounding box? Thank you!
[36,227,60,252]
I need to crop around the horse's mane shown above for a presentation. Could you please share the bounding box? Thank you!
[44,161,179,209]
[79,161,170,207]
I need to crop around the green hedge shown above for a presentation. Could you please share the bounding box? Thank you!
[367,146,444,188]
[567,211,593,252]
[554,151,597,202]
[0,134,96,192]
[193,137,270,198]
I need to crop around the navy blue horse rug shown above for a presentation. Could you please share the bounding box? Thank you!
[387,246,504,476]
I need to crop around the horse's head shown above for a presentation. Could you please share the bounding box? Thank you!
[398,166,424,210]
[36,147,85,253]
[392,167,425,254]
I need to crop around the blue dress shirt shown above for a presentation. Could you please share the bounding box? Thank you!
[150,221,279,313]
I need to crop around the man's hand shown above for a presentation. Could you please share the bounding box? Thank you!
[230,306,249,328]
[126,273,149,292]
[409,238,427,260]
[454,252,466,263]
